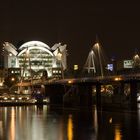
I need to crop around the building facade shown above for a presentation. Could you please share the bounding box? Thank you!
[1,41,67,82]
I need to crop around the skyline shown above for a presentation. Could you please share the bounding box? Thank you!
[0,1,140,67]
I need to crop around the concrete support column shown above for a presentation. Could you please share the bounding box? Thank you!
[78,83,93,107]
[96,83,101,109]
[45,84,65,105]
[130,80,137,110]
[120,82,125,104]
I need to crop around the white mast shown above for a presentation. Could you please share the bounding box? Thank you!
[84,49,96,73]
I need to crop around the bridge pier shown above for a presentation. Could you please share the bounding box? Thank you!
[45,84,65,105]
[44,77,139,110]
[112,82,124,105]
[96,83,101,109]
[77,83,93,107]
[130,80,138,110]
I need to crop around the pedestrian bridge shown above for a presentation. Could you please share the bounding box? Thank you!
[44,74,140,110]
[50,74,140,85]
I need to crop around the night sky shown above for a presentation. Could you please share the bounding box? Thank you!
[0,0,140,67]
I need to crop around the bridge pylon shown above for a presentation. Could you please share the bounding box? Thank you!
[84,49,96,74]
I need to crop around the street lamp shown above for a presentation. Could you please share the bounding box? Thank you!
[56,48,64,79]
[94,42,104,78]
[133,53,140,68]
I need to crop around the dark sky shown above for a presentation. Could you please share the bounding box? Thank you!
[0,0,140,67]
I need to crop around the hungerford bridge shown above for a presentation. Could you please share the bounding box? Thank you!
[34,43,140,110]
[16,42,140,109]
[44,74,140,110]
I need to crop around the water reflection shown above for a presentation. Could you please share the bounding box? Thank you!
[0,106,139,140]
[67,115,73,140]
[114,125,122,140]
[9,107,15,140]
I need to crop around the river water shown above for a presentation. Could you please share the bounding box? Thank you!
[0,105,140,140]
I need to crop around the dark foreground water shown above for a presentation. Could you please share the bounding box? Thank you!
[0,105,140,140]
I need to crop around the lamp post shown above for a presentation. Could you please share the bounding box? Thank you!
[57,48,64,79]
[94,43,104,78]
[133,54,140,68]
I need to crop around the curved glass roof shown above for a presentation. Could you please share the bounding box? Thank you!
[19,41,51,50]
[18,41,54,56]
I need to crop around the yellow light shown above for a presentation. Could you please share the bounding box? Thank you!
[114,125,122,140]
[0,82,3,86]
[67,115,73,140]
[11,77,15,81]
[114,77,122,81]
[109,118,112,123]
[134,54,139,59]
[74,65,78,70]
[68,80,73,84]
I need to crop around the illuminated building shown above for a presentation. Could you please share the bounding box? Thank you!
[1,42,18,68]
[1,41,67,80]
[17,41,55,78]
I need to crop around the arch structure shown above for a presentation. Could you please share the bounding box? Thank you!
[17,41,65,78]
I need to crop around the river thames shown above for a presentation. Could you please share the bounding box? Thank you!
[0,105,140,140]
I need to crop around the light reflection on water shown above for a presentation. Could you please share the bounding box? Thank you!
[0,105,139,140]
[114,124,122,140]
[67,115,73,140]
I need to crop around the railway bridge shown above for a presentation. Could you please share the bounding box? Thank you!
[45,74,140,110]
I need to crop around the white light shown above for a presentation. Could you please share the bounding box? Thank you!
[41,85,45,88]
[68,80,73,84]
[43,98,50,103]
[137,96,140,102]
[9,53,12,56]
[18,97,22,100]
[18,46,54,57]
[19,41,51,50]
[0,82,3,86]
[4,97,8,100]
[94,43,99,48]
[11,77,15,81]
[134,54,139,59]
[57,52,62,61]
[11,97,15,100]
